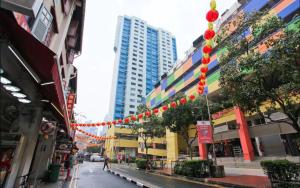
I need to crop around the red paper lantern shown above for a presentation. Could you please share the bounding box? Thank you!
[101,122,106,126]
[124,118,130,123]
[162,105,168,111]
[153,108,159,114]
[203,45,213,54]
[202,57,210,64]
[206,10,219,22]
[189,95,195,100]
[145,111,151,117]
[200,74,206,80]
[138,114,143,119]
[112,121,117,125]
[118,119,123,124]
[204,29,215,40]
[180,97,187,105]
[171,101,177,108]
[199,81,205,86]
[201,67,208,73]
[131,116,137,121]
[107,122,111,125]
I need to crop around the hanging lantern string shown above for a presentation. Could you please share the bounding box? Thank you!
[72,126,117,140]
[70,93,198,128]
[198,0,219,95]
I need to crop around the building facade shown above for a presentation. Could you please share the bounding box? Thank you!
[145,0,300,165]
[104,125,138,159]
[0,0,85,187]
[108,16,178,121]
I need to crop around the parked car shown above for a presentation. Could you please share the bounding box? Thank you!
[90,154,104,162]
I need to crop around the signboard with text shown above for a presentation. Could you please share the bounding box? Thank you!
[197,121,213,143]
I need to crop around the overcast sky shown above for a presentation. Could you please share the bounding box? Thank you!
[74,0,237,124]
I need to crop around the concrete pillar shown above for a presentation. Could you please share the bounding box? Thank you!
[16,106,43,182]
[4,136,27,188]
[29,134,56,184]
[166,129,178,167]
[4,105,43,188]
[234,106,255,161]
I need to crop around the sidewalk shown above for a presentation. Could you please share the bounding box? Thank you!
[112,163,272,188]
[154,166,271,188]
[37,165,78,188]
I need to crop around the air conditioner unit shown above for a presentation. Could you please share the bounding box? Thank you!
[31,4,53,42]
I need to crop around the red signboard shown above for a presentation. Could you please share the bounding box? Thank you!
[197,121,213,143]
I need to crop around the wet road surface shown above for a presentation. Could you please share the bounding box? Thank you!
[76,161,136,188]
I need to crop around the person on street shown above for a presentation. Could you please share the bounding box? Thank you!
[64,155,71,181]
[103,156,109,170]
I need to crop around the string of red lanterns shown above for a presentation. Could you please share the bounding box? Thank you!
[198,0,219,94]
[71,126,117,140]
[70,94,197,128]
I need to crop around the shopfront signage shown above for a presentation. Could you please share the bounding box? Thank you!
[212,108,234,120]
[214,124,229,134]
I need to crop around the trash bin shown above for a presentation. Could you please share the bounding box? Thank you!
[46,164,61,182]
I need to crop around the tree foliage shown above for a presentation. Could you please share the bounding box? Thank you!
[161,93,212,159]
[86,146,102,153]
[128,104,165,160]
[217,12,300,133]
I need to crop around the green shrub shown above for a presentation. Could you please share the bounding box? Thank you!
[261,160,300,187]
[127,157,136,163]
[174,160,212,178]
[136,159,147,169]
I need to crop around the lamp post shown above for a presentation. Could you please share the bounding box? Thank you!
[205,94,217,165]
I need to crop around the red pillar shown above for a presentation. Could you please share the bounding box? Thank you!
[234,106,255,161]
[198,143,207,160]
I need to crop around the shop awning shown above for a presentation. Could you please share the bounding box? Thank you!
[0,10,72,136]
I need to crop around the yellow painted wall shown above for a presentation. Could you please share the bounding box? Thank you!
[115,139,138,148]
[166,129,178,163]
[138,137,166,144]
[104,126,138,159]
[138,148,167,157]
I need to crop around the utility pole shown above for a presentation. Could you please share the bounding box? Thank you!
[205,94,217,165]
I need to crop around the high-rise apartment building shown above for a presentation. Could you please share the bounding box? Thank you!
[109,16,177,120]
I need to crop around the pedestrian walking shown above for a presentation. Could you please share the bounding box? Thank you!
[103,156,110,170]
[64,155,71,181]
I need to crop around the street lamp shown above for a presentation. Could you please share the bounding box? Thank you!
[205,94,217,165]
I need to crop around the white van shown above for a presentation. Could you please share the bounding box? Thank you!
[90,154,104,162]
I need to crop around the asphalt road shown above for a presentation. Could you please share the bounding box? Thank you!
[112,165,219,188]
[76,161,136,188]
[76,162,220,188]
